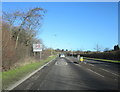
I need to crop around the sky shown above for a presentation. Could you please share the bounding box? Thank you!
[2,2,118,51]
[2,0,119,2]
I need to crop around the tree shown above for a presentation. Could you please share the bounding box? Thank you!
[94,44,101,52]
[104,48,110,52]
[114,45,119,51]
[3,7,46,49]
[62,49,64,52]
[85,50,91,53]
[66,49,68,51]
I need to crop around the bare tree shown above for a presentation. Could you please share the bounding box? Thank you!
[3,7,46,49]
[104,48,110,52]
[94,44,101,52]
[15,8,46,49]
[3,11,22,40]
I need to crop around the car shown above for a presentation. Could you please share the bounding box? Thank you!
[59,54,65,57]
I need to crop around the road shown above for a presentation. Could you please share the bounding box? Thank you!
[12,56,119,90]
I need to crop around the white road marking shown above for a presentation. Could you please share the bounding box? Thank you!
[65,62,68,65]
[89,64,94,66]
[55,62,58,65]
[55,60,68,66]
[100,68,119,76]
[87,69,104,77]
[6,57,57,90]
[61,59,64,60]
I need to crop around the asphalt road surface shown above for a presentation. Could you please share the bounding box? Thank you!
[12,56,119,90]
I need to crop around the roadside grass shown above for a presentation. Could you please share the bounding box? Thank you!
[84,57,120,63]
[2,55,57,89]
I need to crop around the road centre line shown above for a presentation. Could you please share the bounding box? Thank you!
[100,68,119,76]
[55,60,68,66]
[87,69,104,77]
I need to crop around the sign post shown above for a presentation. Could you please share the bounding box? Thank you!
[40,51,41,59]
[33,44,42,59]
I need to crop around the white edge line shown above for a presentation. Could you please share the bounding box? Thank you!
[6,57,57,90]
[87,69,104,77]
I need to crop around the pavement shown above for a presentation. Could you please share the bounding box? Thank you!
[11,56,119,90]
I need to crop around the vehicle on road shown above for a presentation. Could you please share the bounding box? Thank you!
[59,54,65,57]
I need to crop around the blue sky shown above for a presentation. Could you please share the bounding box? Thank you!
[2,2,118,51]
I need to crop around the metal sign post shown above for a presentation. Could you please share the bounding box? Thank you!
[34,52,36,56]
[40,51,41,59]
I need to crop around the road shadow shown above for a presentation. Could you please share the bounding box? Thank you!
[73,61,79,64]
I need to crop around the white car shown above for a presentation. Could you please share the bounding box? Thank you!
[59,54,65,57]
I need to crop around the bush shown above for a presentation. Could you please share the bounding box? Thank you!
[81,51,120,61]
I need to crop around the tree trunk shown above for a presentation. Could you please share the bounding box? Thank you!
[15,33,20,49]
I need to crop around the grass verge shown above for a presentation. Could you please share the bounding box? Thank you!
[84,57,120,63]
[2,55,57,89]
